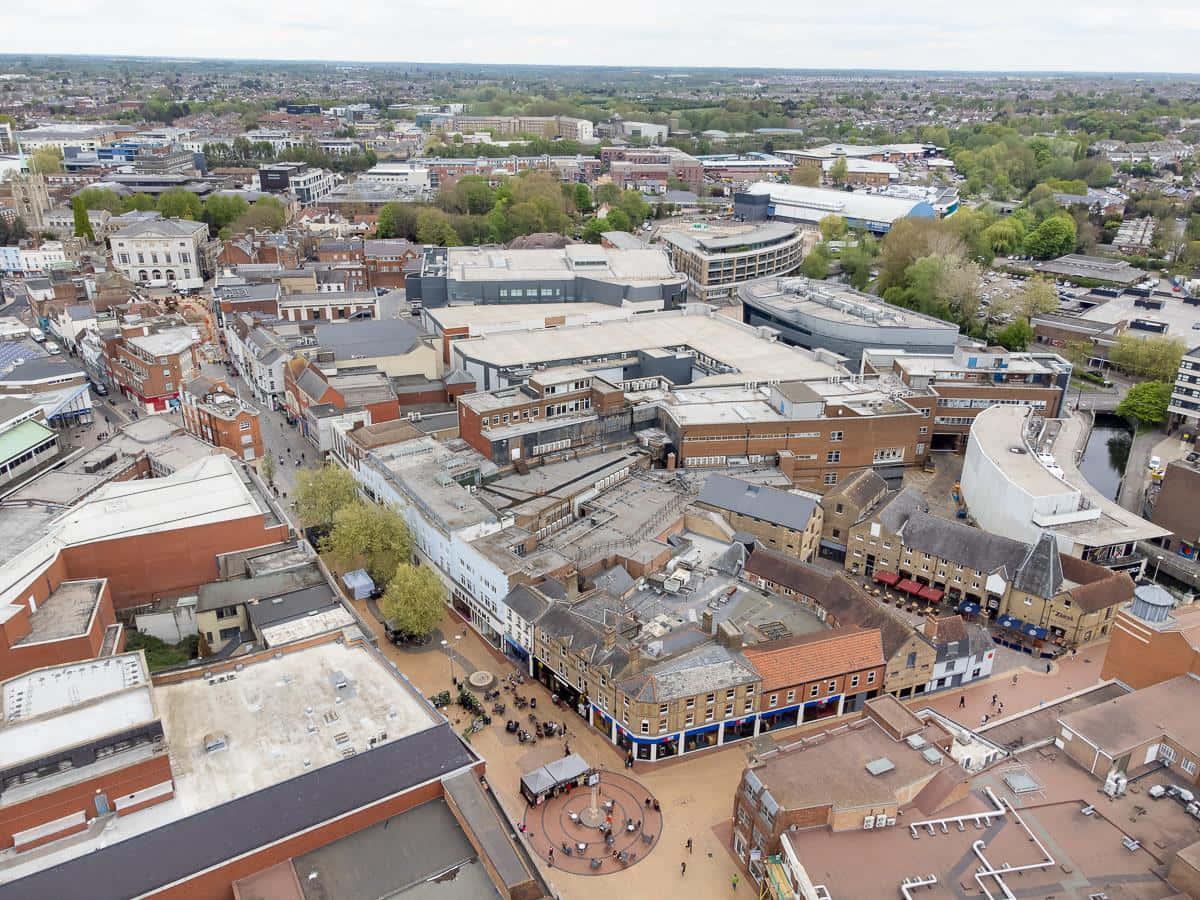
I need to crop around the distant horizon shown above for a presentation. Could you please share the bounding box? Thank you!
[1,52,1199,79]
[2,2,1198,76]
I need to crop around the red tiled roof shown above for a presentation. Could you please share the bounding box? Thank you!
[744,625,885,693]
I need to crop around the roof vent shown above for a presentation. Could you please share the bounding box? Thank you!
[203,733,228,754]
[921,747,943,765]
[865,757,895,776]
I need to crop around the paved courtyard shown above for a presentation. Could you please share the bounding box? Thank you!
[523,771,663,876]
[349,586,1114,899]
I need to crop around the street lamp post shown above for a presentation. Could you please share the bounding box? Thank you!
[441,635,462,686]
[1153,555,1164,583]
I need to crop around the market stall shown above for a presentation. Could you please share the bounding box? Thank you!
[519,753,593,806]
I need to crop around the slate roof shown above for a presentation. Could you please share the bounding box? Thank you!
[743,547,832,599]
[1012,532,1063,598]
[824,468,888,516]
[0,723,476,900]
[618,642,758,703]
[593,565,635,597]
[505,583,552,622]
[819,575,923,657]
[110,217,208,239]
[697,474,817,532]
[743,626,884,693]
[897,510,1028,576]
[875,488,928,533]
[0,356,83,383]
[244,583,339,630]
[314,319,421,359]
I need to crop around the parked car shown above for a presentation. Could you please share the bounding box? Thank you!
[1149,455,1162,472]
[90,380,109,396]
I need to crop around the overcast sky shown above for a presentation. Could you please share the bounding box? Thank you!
[3,1,1198,74]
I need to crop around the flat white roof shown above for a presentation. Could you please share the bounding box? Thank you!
[1079,294,1200,342]
[126,329,195,358]
[426,301,645,333]
[52,454,264,547]
[3,652,148,722]
[156,640,438,814]
[444,246,679,284]
[258,606,356,646]
[969,405,1076,497]
[744,181,926,223]
[0,653,153,770]
[452,308,848,384]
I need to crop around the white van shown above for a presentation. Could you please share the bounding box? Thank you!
[29,327,45,343]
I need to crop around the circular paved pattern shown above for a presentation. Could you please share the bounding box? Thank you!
[523,771,663,876]
[468,669,496,690]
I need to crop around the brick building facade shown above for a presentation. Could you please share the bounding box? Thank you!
[180,375,263,461]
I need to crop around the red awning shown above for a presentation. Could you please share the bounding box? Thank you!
[873,571,900,586]
[896,578,923,595]
[918,586,944,603]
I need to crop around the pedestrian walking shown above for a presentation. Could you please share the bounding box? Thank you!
[1011,673,1019,686]
[686,837,693,853]
[991,693,997,706]
[681,861,687,876]
[732,873,739,891]
[548,847,554,864]
[998,702,1004,715]
[958,695,965,708]
[1046,662,1052,673]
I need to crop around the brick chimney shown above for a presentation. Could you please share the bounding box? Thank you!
[604,623,616,652]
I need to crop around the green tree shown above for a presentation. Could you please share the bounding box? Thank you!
[819,214,848,242]
[839,246,874,290]
[1107,334,1185,381]
[71,196,94,241]
[377,202,419,240]
[994,318,1034,351]
[801,244,830,278]
[416,208,460,246]
[202,194,249,235]
[1115,381,1172,427]
[593,183,621,207]
[829,156,849,186]
[1008,278,1059,319]
[260,453,275,487]
[581,216,609,243]
[73,187,124,214]
[1063,339,1093,369]
[982,220,1025,255]
[1023,215,1076,259]
[604,208,633,233]
[294,464,360,527]
[31,146,62,174]
[380,563,445,637]
[613,189,649,225]
[573,182,593,214]
[156,189,203,220]
[120,193,157,213]
[324,502,414,585]
[789,166,820,187]
[231,197,286,233]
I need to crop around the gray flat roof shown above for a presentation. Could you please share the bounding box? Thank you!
[0,723,476,900]
[294,798,500,900]
[14,579,103,645]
